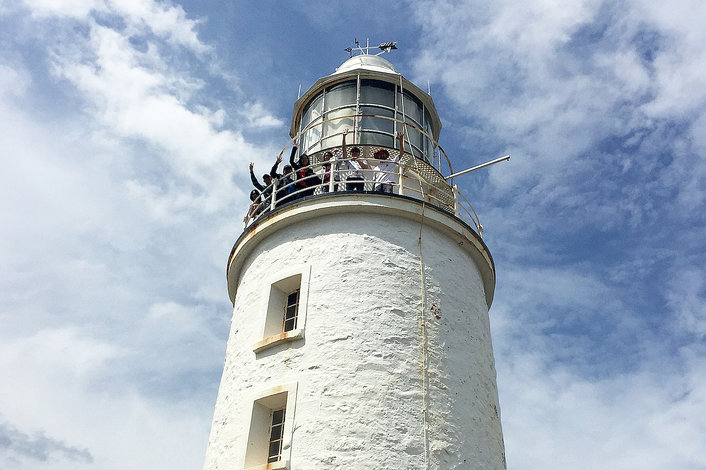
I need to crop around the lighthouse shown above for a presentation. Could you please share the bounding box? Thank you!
[203,44,506,469]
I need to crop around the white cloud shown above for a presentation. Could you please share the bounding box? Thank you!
[22,0,205,52]
[241,101,286,129]
[495,345,706,470]
[0,328,120,387]
[110,0,207,52]
[488,259,706,469]
[37,13,271,219]
[22,0,102,19]
[630,0,706,118]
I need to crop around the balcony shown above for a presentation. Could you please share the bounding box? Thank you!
[245,143,483,238]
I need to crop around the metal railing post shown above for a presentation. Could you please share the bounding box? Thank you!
[397,162,404,196]
[329,161,335,192]
[270,181,277,211]
[453,184,459,216]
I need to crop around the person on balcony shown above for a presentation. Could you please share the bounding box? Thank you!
[247,189,263,220]
[372,131,404,194]
[341,129,369,191]
[271,149,296,206]
[289,144,322,199]
[320,150,340,192]
[249,162,274,204]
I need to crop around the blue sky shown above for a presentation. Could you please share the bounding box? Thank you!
[1,1,705,469]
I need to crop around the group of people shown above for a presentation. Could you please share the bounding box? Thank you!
[248,130,406,220]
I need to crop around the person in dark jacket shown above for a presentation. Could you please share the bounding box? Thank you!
[289,143,322,198]
[270,148,297,206]
[249,162,274,205]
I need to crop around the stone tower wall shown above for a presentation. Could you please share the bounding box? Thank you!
[203,200,505,470]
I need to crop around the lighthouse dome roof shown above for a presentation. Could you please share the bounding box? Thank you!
[334,55,398,75]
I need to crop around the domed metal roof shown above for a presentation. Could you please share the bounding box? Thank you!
[333,55,398,75]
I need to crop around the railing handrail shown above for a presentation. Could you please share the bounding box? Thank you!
[244,156,482,236]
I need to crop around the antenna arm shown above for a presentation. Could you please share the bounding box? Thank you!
[445,155,510,180]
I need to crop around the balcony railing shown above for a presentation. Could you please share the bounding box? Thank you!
[245,149,483,237]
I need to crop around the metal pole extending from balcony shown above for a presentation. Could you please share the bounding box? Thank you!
[445,155,510,180]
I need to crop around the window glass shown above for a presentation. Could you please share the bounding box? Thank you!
[359,106,394,134]
[325,81,356,111]
[359,106,394,148]
[300,93,324,154]
[406,124,423,154]
[321,108,355,149]
[301,126,321,155]
[324,107,356,126]
[360,79,395,108]
[283,290,299,332]
[398,91,423,127]
[360,132,395,148]
[301,92,323,128]
[424,112,434,163]
[267,408,286,463]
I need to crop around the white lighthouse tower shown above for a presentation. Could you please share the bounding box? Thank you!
[203,44,506,470]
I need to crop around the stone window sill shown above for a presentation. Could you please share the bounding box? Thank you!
[253,329,304,354]
[245,459,289,470]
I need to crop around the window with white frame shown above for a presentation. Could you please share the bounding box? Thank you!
[263,274,301,338]
[253,269,309,354]
[243,384,297,469]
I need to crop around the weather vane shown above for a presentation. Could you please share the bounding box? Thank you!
[345,38,398,58]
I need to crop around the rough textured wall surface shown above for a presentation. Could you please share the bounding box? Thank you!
[203,209,505,470]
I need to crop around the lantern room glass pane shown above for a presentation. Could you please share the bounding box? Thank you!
[359,106,394,134]
[406,123,423,151]
[359,106,395,148]
[322,107,355,149]
[301,92,323,129]
[301,127,321,155]
[398,91,423,127]
[360,79,395,108]
[300,92,324,155]
[359,132,395,148]
[325,82,356,111]
[424,112,434,162]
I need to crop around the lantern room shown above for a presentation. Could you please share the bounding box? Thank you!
[290,54,442,165]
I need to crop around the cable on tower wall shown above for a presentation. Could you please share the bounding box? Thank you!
[400,73,432,470]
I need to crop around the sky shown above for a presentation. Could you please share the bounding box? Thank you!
[0,0,705,469]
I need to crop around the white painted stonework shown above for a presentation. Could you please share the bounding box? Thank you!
[203,195,506,469]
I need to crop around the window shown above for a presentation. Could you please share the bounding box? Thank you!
[324,81,356,111]
[360,79,395,108]
[267,408,286,463]
[243,385,297,470]
[263,274,300,338]
[283,290,299,332]
[253,267,310,354]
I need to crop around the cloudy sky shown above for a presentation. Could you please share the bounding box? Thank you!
[1,0,705,469]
